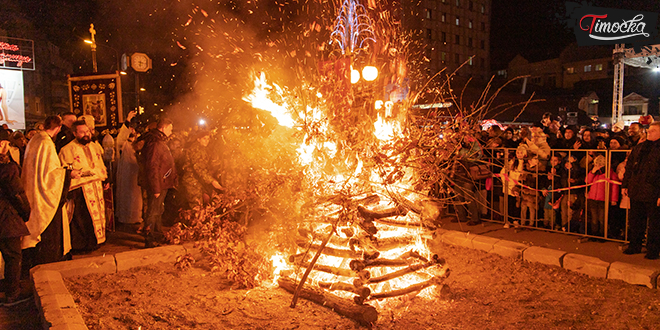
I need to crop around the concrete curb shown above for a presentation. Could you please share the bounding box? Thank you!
[31,244,193,329]
[438,229,660,289]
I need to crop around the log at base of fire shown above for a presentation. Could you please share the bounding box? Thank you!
[279,277,379,325]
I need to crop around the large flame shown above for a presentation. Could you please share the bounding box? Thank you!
[374,113,403,141]
[244,71,439,308]
[243,72,296,128]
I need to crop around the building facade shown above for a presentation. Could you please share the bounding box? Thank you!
[404,0,491,81]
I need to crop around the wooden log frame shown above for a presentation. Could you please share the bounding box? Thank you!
[295,239,364,259]
[279,277,379,325]
[318,281,371,298]
[367,255,445,284]
[373,217,437,230]
[368,265,451,300]
[348,250,432,271]
[371,235,418,250]
[354,194,381,206]
[358,204,408,219]
[291,259,358,278]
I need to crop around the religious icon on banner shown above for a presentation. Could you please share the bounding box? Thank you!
[82,94,107,127]
[68,72,123,130]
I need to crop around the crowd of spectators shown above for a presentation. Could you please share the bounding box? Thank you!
[453,112,659,256]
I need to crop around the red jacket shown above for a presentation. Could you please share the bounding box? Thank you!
[139,130,177,194]
[586,169,619,203]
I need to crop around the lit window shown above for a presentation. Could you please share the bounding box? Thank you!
[481,4,485,13]
[595,64,603,71]
[456,0,460,6]
[426,8,432,19]
[469,57,473,65]
[441,13,446,22]
[469,20,473,28]
[567,67,574,74]
[441,52,447,61]
[456,17,460,26]
[584,65,592,72]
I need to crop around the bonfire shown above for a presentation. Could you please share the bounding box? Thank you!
[167,0,496,326]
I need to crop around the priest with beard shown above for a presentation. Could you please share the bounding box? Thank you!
[59,120,107,252]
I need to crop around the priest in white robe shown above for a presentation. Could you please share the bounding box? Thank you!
[22,116,78,267]
[59,120,107,252]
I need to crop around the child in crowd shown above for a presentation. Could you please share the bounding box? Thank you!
[542,154,564,229]
[518,155,542,227]
[560,153,585,232]
[586,154,619,238]
[500,145,527,227]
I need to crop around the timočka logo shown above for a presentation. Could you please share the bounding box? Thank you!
[563,2,659,48]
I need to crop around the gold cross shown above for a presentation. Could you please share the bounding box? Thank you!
[89,24,96,44]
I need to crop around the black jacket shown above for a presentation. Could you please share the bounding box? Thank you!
[55,125,75,153]
[0,155,30,238]
[622,139,660,202]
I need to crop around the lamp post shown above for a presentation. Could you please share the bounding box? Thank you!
[88,24,97,73]
[84,39,126,75]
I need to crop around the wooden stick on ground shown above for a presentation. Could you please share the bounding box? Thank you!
[279,277,379,325]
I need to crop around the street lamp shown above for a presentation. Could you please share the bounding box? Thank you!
[350,65,378,84]
[84,39,126,74]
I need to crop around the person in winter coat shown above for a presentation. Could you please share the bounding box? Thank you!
[0,129,31,305]
[181,130,223,209]
[621,122,660,259]
[586,155,619,237]
[519,126,551,160]
[139,118,177,248]
[560,153,585,231]
[500,145,528,227]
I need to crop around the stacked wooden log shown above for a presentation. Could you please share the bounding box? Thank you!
[279,199,450,325]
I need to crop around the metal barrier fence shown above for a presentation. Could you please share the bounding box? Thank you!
[472,148,630,242]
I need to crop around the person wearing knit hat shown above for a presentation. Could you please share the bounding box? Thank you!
[612,121,625,133]
[558,125,579,149]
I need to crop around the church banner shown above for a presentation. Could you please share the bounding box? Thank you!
[68,73,123,130]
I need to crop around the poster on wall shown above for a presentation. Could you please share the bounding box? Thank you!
[0,69,26,130]
[68,73,123,130]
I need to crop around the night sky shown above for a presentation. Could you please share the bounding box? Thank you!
[4,0,660,119]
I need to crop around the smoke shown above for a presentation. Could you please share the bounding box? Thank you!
[94,0,337,224]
